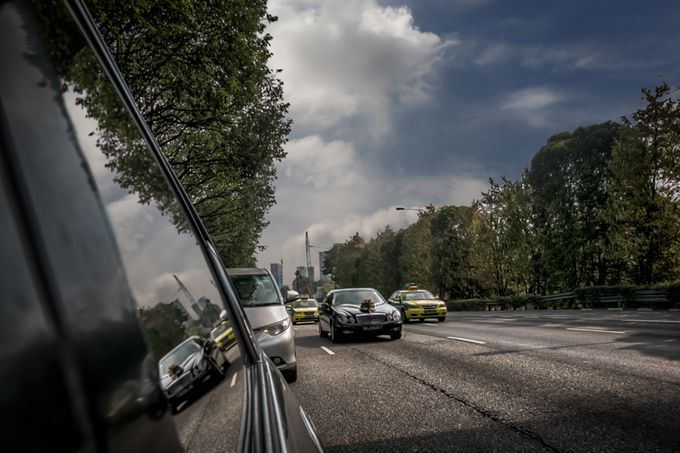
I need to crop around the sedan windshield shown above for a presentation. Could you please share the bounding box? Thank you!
[333,290,384,306]
[403,291,436,301]
[229,274,281,307]
[159,341,200,375]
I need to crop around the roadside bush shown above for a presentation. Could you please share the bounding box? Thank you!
[446,299,487,311]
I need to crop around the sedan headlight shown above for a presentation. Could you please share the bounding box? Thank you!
[387,311,401,321]
[336,313,355,324]
[260,318,291,336]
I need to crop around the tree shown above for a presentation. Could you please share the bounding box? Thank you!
[528,122,621,291]
[477,172,537,296]
[353,227,397,296]
[430,206,487,299]
[324,233,365,287]
[138,302,188,360]
[399,213,435,290]
[35,0,291,267]
[605,82,680,283]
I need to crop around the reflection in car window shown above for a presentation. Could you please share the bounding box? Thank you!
[159,341,201,376]
[40,9,246,449]
[231,274,281,306]
[333,290,385,306]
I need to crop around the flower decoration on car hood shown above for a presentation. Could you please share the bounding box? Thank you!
[360,299,376,313]
[168,364,184,380]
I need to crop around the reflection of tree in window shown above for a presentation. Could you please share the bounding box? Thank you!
[29,0,291,267]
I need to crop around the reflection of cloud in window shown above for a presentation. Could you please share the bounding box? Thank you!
[62,88,218,312]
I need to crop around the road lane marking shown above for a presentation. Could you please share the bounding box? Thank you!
[623,319,680,324]
[447,336,486,344]
[230,372,238,387]
[567,327,626,334]
[320,346,335,355]
[423,323,439,326]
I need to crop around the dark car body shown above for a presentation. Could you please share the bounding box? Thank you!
[318,288,403,342]
[159,337,227,413]
[0,1,323,452]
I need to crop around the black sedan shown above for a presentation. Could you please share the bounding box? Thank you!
[158,337,227,413]
[318,288,403,342]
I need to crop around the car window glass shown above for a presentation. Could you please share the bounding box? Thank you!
[230,274,281,306]
[32,5,247,449]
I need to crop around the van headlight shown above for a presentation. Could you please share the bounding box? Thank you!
[260,318,291,336]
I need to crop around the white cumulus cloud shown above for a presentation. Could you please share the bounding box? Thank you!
[268,0,455,137]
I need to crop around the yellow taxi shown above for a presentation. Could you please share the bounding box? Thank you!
[288,297,319,324]
[388,285,447,322]
[210,321,236,350]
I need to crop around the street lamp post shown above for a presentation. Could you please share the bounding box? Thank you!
[395,206,425,212]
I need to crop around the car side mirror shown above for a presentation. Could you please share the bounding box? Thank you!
[286,290,300,303]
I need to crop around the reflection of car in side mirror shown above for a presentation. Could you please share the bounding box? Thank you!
[286,290,300,303]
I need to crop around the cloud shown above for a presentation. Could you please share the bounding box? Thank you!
[260,134,489,283]
[268,0,455,137]
[500,87,564,127]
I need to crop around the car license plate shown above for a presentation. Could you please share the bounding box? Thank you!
[364,325,381,331]
[424,310,436,314]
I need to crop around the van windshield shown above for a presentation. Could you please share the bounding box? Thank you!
[229,274,281,307]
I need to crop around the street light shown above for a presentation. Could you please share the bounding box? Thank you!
[395,206,425,212]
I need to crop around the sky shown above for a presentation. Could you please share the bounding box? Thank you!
[256,0,680,285]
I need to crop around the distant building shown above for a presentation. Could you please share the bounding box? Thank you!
[295,265,315,282]
[167,299,191,327]
[296,265,308,279]
[319,251,329,281]
[270,261,283,288]
[191,296,221,328]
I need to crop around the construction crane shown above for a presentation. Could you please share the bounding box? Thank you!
[174,274,210,328]
[304,231,313,295]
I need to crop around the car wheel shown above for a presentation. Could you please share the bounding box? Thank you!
[438,316,446,322]
[318,320,328,338]
[169,402,179,415]
[390,331,402,340]
[401,309,408,323]
[330,320,342,343]
[283,366,298,383]
[210,358,225,380]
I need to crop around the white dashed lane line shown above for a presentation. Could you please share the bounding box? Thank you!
[567,327,626,334]
[320,346,335,355]
[230,372,238,387]
[623,319,680,324]
[447,336,487,345]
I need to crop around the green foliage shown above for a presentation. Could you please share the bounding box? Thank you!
[604,82,680,284]
[353,227,398,295]
[138,303,188,360]
[446,299,487,311]
[36,0,291,267]
[321,83,680,304]
[476,172,538,296]
[430,206,487,299]
[323,233,365,288]
[399,215,434,290]
[528,122,622,292]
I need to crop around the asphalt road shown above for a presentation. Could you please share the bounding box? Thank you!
[289,310,680,453]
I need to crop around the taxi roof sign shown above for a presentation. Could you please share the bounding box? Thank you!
[406,284,419,290]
